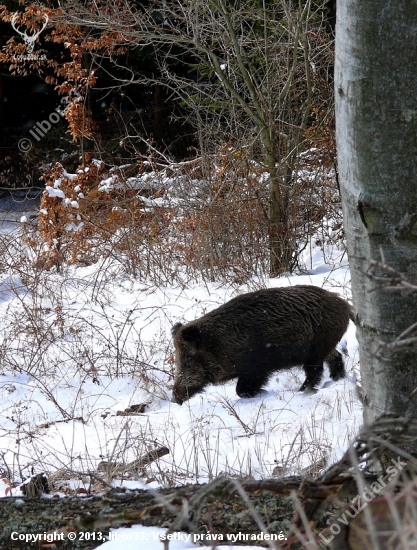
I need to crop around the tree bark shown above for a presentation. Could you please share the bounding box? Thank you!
[335,0,417,424]
[268,162,293,278]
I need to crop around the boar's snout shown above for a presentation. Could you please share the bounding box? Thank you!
[171,384,187,405]
[171,381,203,405]
[171,393,184,405]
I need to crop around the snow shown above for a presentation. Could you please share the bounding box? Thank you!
[99,526,263,550]
[99,525,270,549]
[45,185,65,199]
[0,192,362,549]
[99,527,198,549]
[98,174,119,192]
[65,221,84,232]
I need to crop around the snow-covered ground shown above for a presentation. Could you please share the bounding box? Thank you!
[95,526,263,550]
[0,194,362,548]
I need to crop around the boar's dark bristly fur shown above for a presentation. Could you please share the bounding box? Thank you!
[171,285,354,405]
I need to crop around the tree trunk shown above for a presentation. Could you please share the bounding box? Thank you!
[266,135,293,278]
[0,66,3,139]
[0,25,5,140]
[269,165,292,278]
[268,158,284,278]
[335,0,417,425]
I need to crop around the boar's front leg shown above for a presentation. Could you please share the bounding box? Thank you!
[236,372,269,398]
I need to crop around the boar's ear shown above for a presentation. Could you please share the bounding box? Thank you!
[181,325,202,349]
[171,322,183,338]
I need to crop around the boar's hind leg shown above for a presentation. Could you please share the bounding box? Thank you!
[236,373,269,398]
[326,349,346,381]
[299,358,324,392]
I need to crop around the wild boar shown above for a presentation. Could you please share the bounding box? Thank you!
[171,285,353,404]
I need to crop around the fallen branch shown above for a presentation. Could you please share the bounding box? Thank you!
[1,415,417,549]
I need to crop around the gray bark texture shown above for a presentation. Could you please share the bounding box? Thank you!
[335,0,417,424]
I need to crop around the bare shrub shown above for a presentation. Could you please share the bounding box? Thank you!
[27,141,341,285]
